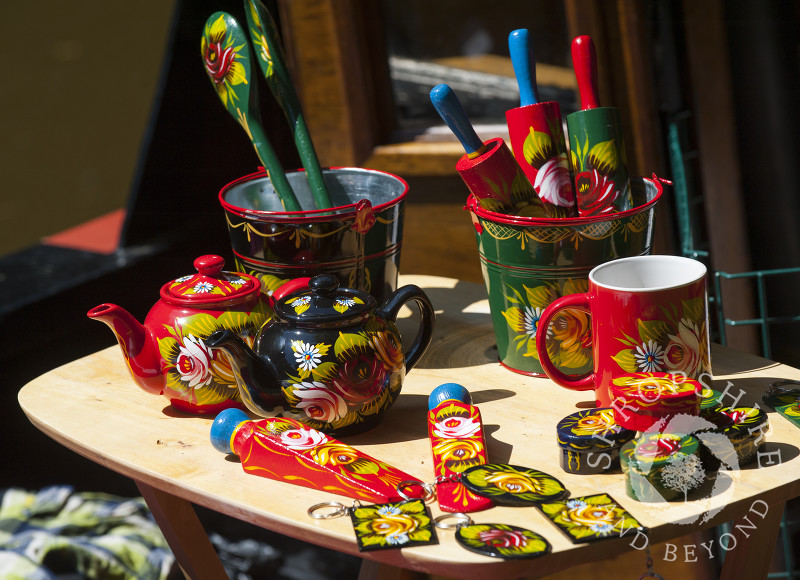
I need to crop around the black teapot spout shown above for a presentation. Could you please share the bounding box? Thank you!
[207,329,283,416]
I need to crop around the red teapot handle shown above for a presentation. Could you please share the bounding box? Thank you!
[378,285,435,372]
[270,277,311,305]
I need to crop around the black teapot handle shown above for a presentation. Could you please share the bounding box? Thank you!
[377,285,435,372]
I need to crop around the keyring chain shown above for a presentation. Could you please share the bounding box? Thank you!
[433,512,472,530]
[638,547,665,580]
[307,501,350,519]
[397,480,437,502]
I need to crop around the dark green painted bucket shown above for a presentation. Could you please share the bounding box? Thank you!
[465,175,663,376]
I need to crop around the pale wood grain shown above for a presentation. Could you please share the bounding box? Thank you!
[18,275,800,580]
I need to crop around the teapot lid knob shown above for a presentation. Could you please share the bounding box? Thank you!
[309,274,340,297]
[194,255,225,276]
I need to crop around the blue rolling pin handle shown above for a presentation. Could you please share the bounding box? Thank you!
[429,84,485,156]
[508,29,539,107]
[210,408,251,454]
[428,382,473,411]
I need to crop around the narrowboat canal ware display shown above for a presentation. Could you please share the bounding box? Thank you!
[466,176,662,378]
[536,255,711,408]
[609,372,702,432]
[555,407,635,474]
[566,35,632,216]
[206,274,435,435]
[434,513,551,560]
[243,0,333,210]
[307,495,439,552]
[201,12,302,212]
[219,166,407,303]
[430,83,546,217]
[210,408,428,503]
[427,383,493,513]
[620,432,705,502]
[763,380,800,429]
[506,29,576,218]
[537,493,646,544]
[86,255,307,415]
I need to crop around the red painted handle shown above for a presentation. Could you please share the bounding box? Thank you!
[571,35,600,110]
[535,292,596,391]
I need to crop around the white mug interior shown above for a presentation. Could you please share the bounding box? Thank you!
[590,255,707,291]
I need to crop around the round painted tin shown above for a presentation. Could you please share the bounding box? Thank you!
[719,407,769,466]
[620,433,705,502]
[556,408,635,474]
[610,372,702,432]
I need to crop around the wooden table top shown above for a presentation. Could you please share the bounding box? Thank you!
[18,275,800,579]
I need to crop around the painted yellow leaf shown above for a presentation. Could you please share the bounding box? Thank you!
[588,139,619,174]
[612,349,639,372]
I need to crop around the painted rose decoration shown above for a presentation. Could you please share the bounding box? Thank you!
[158,308,269,409]
[611,296,711,380]
[501,280,592,373]
[280,317,405,432]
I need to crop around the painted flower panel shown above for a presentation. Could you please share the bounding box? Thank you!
[350,500,437,551]
[538,493,645,544]
[456,523,551,559]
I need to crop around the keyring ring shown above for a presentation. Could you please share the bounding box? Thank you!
[397,480,437,502]
[307,501,348,519]
[434,513,472,530]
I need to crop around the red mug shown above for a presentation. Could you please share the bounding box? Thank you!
[535,255,711,407]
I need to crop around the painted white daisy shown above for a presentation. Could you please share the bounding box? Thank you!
[634,340,665,372]
[292,341,322,371]
[192,281,215,293]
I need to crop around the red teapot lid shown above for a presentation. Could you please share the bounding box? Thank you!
[160,255,261,307]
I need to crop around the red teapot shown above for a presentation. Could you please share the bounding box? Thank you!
[87,255,307,414]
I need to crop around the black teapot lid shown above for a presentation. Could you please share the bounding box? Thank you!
[274,274,376,324]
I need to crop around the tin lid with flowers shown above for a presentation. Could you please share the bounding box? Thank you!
[630,432,699,469]
[556,408,635,452]
[160,255,261,307]
[610,372,701,432]
[719,406,768,440]
[274,274,376,325]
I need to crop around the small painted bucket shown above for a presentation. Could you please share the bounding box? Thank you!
[465,175,663,376]
[219,167,407,302]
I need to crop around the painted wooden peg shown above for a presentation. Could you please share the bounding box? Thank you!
[506,29,576,218]
[211,408,425,503]
[200,12,302,212]
[566,35,632,216]
[427,383,493,513]
[430,84,546,217]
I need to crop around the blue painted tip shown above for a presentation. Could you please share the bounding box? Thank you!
[210,408,250,454]
[428,383,472,411]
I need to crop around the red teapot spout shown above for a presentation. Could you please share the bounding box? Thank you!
[87,303,164,395]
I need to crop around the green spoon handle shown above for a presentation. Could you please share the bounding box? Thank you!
[245,0,333,210]
[249,119,302,211]
[201,11,302,212]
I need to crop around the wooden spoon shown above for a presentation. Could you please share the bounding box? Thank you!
[201,11,302,211]
[244,0,333,210]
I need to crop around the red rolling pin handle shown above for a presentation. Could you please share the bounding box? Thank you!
[571,35,600,110]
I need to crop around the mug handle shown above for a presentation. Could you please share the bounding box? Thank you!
[378,285,436,372]
[535,293,596,391]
